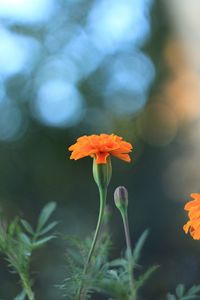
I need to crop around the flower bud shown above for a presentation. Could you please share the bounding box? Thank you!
[114,186,128,214]
[93,156,112,190]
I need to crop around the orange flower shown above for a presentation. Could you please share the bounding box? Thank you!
[183,193,200,240]
[68,133,132,164]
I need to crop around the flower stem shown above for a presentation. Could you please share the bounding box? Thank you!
[86,188,106,266]
[122,213,136,300]
[77,187,107,300]
[20,273,35,300]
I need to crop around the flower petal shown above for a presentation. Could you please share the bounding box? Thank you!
[95,152,110,164]
[68,133,133,164]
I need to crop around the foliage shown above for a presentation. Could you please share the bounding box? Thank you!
[167,284,200,300]
[59,229,157,300]
[0,202,57,300]
[93,230,158,300]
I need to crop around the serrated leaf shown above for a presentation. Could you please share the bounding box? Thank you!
[33,235,55,248]
[176,284,185,297]
[38,221,58,236]
[20,220,34,235]
[132,229,149,263]
[37,202,56,231]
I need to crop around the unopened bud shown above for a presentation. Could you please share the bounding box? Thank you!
[114,186,128,213]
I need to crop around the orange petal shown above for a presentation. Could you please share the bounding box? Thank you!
[191,193,200,200]
[183,221,191,234]
[184,200,200,210]
[188,209,200,219]
[111,151,131,162]
[95,152,110,164]
[191,227,200,240]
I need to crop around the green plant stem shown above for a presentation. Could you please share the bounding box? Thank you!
[20,273,35,300]
[77,187,107,300]
[122,213,136,300]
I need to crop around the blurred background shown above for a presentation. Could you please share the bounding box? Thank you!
[0,0,200,299]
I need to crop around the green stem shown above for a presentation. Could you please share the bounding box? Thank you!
[77,187,107,300]
[122,213,136,300]
[20,273,35,300]
[122,214,131,254]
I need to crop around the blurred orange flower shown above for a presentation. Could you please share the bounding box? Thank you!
[69,133,132,164]
[183,193,200,240]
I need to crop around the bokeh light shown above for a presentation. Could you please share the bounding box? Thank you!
[88,0,152,52]
[0,0,55,23]
[33,79,84,127]
[104,51,155,115]
[0,78,6,102]
[0,27,40,77]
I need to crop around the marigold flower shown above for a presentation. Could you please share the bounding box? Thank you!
[183,193,200,240]
[68,133,133,164]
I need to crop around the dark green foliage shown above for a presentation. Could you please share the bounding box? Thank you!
[167,284,200,300]
[59,233,111,300]
[0,202,57,300]
[93,230,158,300]
[59,230,157,300]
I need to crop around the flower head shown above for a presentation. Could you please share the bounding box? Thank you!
[183,193,200,240]
[69,133,132,164]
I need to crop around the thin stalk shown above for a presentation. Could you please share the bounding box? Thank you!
[77,187,107,300]
[20,273,35,300]
[122,213,136,300]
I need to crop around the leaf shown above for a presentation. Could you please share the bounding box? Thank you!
[37,202,56,231]
[107,258,127,268]
[166,294,177,300]
[33,235,55,248]
[8,217,19,236]
[38,221,58,236]
[18,233,31,246]
[21,220,34,235]
[132,230,149,263]
[135,265,158,291]
[176,284,185,297]
[187,285,200,296]
[14,290,26,300]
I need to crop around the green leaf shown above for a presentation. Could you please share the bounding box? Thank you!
[135,265,158,291]
[166,294,177,300]
[33,235,55,248]
[38,221,58,236]
[8,217,19,236]
[14,290,26,300]
[20,220,34,235]
[37,202,56,231]
[187,285,200,296]
[107,258,127,268]
[176,284,185,297]
[18,233,31,246]
[132,229,149,263]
